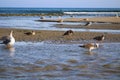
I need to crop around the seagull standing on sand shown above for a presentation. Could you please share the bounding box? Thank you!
[84,22,92,26]
[58,19,63,23]
[63,30,74,36]
[0,30,15,48]
[24,31,35,36]
[93,35,105,42]
[79,43,99,52]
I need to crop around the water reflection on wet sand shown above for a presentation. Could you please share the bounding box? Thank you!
[0,42,120,80]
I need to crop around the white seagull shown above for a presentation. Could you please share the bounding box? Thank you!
[79,43,99,52]
[84,22,92,26]
[0,30,15,48]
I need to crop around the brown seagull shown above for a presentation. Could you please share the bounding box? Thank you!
[63,30,74,36]
[79,43,99,52]
[24,31,35,36]
[93,35,105,42]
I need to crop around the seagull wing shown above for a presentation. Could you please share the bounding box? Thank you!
[2,38,11,45]
[63,31,68,36]
[93,36,101,40]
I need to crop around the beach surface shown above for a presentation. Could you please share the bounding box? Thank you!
[0,27,120,43]
[0,16,120,80]
[37,17,120,23]
[53,23,120,30]
[0,17,120,43]
[0,8,120,80]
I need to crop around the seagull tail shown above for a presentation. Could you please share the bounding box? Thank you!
[79,45,85,48]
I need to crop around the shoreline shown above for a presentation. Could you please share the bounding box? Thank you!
[52,23,120,30]
[37,17,120,23]
[0,28,120,43]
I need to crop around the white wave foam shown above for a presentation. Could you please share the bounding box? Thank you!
[64,12,120,15]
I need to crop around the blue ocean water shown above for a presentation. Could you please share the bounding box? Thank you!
[0,8,120,14]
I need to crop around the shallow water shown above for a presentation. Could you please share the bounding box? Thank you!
[0,42,120,80]
[0,16,120,33]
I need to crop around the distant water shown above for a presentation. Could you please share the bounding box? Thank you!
[0,8,120,16]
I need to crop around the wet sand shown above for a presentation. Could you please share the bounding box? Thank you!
[0,28,120,43]
[53,23,120,30]
[37,17,120,23]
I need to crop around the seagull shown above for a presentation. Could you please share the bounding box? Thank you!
[0,30,15,48]
[116,13,119,18]
[40,16,45,19]
[84,22,92,26]
[63,30,74,36]
[58,19,63,23]
[93,35,105,42]
[83,18,89,21]
[70,15,74,18]
[24,31,35,36]
[58,16,62,19]
[79,43,99,52]
[49,16,52,18]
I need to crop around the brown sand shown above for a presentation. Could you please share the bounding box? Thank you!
[53,23,120,30]
[0,28,120,43]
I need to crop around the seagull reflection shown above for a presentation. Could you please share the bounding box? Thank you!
[84,51,98,57]
[85,51,94,55]
[7,47,15,57]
